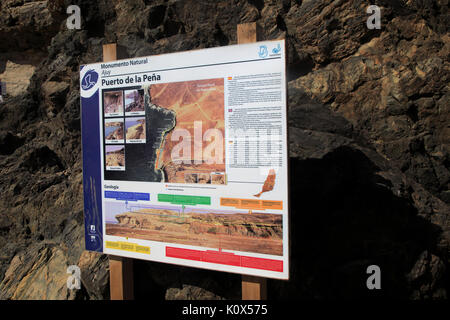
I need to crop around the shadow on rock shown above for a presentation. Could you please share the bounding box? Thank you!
[132,146,445,300]
[271,146,444,299]
[133,259,241,300]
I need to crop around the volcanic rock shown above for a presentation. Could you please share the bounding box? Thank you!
[0,0,448,300]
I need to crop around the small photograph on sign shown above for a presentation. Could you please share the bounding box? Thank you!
[104,90,124,117]
[198,173,211,184]
[125,89,145,115]
[151,78,226,184]
[125,117,146,143]
[184,173,198,184]
[105,145,125,171]
[104,118,124,144]
[211,173,226,185]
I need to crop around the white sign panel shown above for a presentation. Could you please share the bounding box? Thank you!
[81,40,289,280]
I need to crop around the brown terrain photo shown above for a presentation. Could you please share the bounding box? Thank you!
[125,89,144,112]
[104,91,123,114]
[125,117,146,140]
[150,79,225,183]
[198,173,211,184]
[211,174,225,185]
[105,145,125,167]
[105,121,124,140]
[106,207,283,255]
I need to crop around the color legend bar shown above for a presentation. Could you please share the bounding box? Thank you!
[220,198,283,210]
[166,247,283,272]
[158,194,211,205]
[106,241,150,254]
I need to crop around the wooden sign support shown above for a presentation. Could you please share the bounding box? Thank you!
[237,22,268,300]
[102,22,269,301]
[109,255,134,300]
[103,43,134,301]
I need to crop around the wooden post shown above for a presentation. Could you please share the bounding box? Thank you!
[237,22,268,300]
[109,255,134,300]
[237,23,258,44]
[103,43,118,62]
[103,43,134,301]
[242,275,267,300]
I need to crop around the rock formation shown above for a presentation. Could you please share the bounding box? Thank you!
[125,121,145,140]
[0,0,448,300]
[105,122,124,141]
[105,152,125,167]
[114,210,282,239]
[109,209,283,255]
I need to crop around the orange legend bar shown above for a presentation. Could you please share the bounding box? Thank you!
[220,198,283,210]
[261,200,283,210]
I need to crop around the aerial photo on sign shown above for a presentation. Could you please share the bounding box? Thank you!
[151,79,226,184]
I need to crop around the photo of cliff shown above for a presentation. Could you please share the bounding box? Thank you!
[105,146,125,168]
[211,174,226,185]
[105,121,124,141]
[125,117,146,141]
[103,91,123,115]
[106,205,283,256]
[0,0,448,301]
[125,89,144,113]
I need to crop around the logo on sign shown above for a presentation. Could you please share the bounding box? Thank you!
[258,45,268,58]
[272,43,281,54]
[81,69,98,90]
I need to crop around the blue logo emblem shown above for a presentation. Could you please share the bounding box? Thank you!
[272,43,281,54]
[258,45,268,58]
[81,69,98,90]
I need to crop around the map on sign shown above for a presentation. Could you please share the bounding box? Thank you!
[81,39,289,280]
[151,79,226,184]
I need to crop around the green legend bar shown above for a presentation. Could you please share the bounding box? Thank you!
[158,194,211,206]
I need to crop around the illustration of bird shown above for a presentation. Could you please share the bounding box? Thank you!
[82,73,96,90]
[272,43,281,54]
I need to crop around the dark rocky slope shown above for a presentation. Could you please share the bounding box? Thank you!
[0,0,448,299]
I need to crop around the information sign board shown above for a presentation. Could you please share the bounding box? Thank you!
[81,40,289,279]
